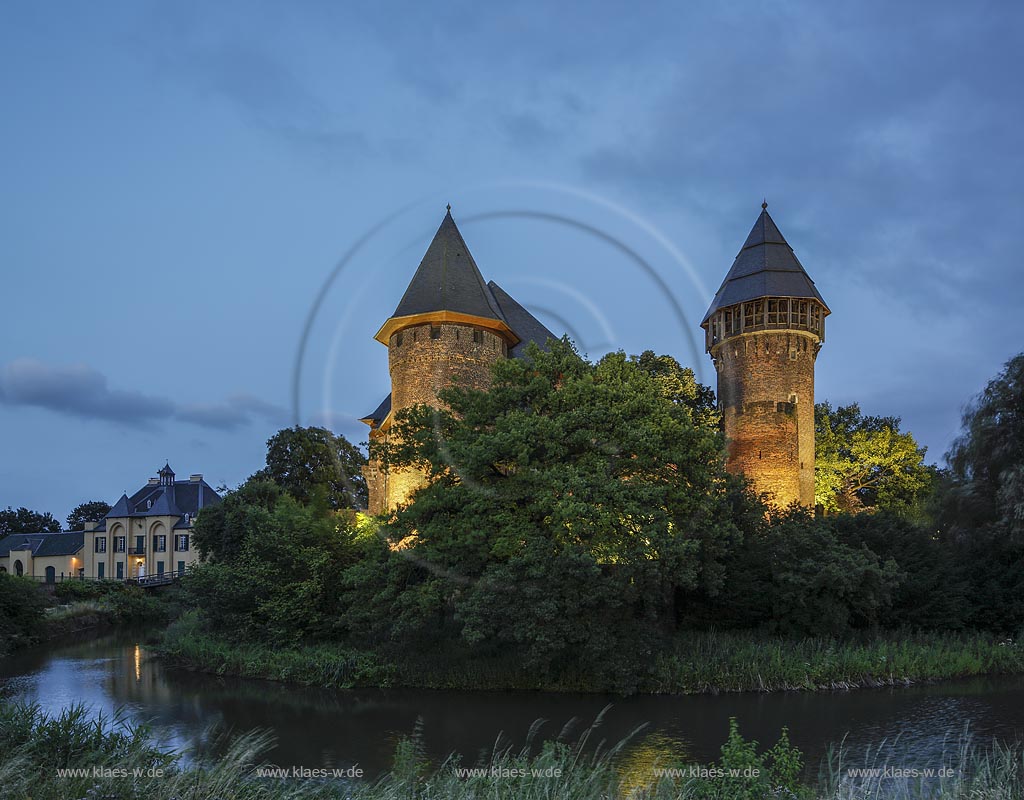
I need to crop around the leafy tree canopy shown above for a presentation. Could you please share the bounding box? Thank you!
[261,426,368,510]
[66,501,112,531]
[369,338,755,683]
[941,353,1024,630]
[814,402,933,515]
[631,350,720,428]
[186,491,367,645]
[946,353,1024,538]
[0,507,61,536]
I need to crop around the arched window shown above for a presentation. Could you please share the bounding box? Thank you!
[14,559,24,576]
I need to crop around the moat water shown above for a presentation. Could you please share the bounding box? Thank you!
[2,631,1023,785]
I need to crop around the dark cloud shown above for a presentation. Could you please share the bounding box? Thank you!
[0,359,287,432]
[579,2,1024,309]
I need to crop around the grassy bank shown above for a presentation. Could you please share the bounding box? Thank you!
[2,700,1023,799]
[649,630,1024,692]
[156,612,1024,695]
[0,574,178,658]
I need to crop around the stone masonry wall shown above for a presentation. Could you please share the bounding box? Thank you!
[713,330,818,507]
[377,321,508,511]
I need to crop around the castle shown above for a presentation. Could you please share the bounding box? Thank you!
[362,204,828,513]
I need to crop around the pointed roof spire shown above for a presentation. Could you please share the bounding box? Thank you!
[158,463,175,485]
[376,208,516,344]
[702,204,829,323]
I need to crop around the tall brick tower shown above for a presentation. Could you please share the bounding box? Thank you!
[361,208,554,513]
[701,204,830,508]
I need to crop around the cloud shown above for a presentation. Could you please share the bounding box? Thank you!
[0,359,287,432]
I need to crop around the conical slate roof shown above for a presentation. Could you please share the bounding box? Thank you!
[391,209,506,322]
[702,205,828,323]
[487,281,557,358]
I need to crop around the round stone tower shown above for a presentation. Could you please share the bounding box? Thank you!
[362,209,520,512]
[701,204,830,508]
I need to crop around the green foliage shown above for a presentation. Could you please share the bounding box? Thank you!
[652,629,1024,693]
[53,578,124,603]
[942,352,1024,630]
[829,511,966,629]
[14,699,1024,800]
[65,500,112,531]
[759,509,900,636]
[0,506,61,535]
[261,425,368,509]
[631,349,720,428]
[157,610,390,687]
[814,402,934,515]
[684,508,901,636]
[0,703,173,779]
[0,574,50,653]
[186,493,363,645]
[100,585,172,625]
[192,478,284,562]
[369,339,751,684]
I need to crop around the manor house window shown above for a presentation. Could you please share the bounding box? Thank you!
[114,536,125,553]
[175,534,189,552]
[95,536,106,553]
[153,535,167,553]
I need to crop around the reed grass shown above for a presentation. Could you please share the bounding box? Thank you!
[2,700,1023,799]
[157,612,1024,695]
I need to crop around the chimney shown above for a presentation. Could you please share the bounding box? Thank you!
[83,520,98,532]
[189,474,203,482]
[148,478,159,486]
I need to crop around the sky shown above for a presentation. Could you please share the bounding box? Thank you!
[2,0,1022,523]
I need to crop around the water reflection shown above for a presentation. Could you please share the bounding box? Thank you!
[1,631,1022,778]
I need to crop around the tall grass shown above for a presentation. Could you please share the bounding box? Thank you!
[158,612,1024,695]
[652,630,1024,693]
[2,700,1023,799]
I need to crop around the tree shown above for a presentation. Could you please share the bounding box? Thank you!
[0,507,61,536]
[946,353,1024,538]
[0,573,50,654]
[186,492,364,645]
[942,353,1024,630]
[369,339,754,684]
[263,426,368,510]
[631,350,720,428]
[814,402,933,515]
[192,478,283,563]
[66,501,112,531]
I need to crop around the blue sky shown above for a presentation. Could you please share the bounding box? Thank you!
[2,0,1022,521]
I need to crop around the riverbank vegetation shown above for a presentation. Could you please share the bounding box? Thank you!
[0,575,176,656]
[159,614,1024,694]
[145,346,1024,694]
[2,701,1023,799]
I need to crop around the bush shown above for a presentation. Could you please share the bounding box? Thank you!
[53,579,123,603]
[0,574,50,653]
